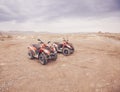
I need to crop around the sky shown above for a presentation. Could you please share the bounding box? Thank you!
[0,0,120,33]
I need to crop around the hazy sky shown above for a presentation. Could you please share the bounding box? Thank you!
[0,0,120,33]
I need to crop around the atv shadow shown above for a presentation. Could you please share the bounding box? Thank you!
[28,57,57,65]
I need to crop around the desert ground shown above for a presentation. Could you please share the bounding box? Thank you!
[0,32,120,92]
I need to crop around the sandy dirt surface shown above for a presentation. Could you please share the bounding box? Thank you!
[0,33,120,92]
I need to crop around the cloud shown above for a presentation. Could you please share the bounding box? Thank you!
[0,0,120,22]
[0,0,120,33]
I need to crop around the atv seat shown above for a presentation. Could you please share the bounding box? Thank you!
[58,44,63,48]
[32,44,40,50]
[54,42,62,48]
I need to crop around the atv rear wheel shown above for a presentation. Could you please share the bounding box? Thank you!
[62,48,71,56]
[28,50,34,59]
[38,52,47,65]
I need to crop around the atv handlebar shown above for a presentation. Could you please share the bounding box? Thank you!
[63,38,69,42]
[47,41,51,44]
[37,39,44,44]
[37,39,41,41]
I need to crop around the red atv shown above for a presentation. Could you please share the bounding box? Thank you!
[28,39,57,65]
[53,39,74,56]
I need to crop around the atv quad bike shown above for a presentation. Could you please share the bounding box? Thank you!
[28,39,57,65]
[53,39,74,56]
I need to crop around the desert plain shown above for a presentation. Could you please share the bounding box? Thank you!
[0,32,120,92]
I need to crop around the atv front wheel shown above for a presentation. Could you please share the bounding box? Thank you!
[38,52,47,65]
[62,48,70,56]
[53,53,57,61]
[28,50,34,59]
